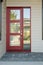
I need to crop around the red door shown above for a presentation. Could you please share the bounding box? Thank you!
[6,7,31,52]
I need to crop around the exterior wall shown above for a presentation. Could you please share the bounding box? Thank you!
[0,0,42,58]
[0,0,6,58]
[6,0,42,52]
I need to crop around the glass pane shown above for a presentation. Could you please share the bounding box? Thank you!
[10,23,20,33]
[24,8,30,19]
[10,10,20,20]
[10,35,20,46]
[23,8,31,50]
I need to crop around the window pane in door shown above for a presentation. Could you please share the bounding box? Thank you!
[10,23,20,33]
[10,10,20,20]
[10,35,20,46]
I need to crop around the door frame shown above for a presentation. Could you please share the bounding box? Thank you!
[6,7,31,52]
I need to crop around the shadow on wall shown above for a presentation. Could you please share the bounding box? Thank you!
[0,0,3,2]
[0,3,2,40]
[42,0,43,40]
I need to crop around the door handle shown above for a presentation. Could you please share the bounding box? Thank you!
[21,30,22,35]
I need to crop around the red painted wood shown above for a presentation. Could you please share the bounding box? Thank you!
[10,33,20,35]
[6,8,10,51]
[7,50,31,52]
[10,20,20,22]
[6,7,31,52]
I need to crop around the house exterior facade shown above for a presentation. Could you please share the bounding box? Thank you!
[0,0,42,58]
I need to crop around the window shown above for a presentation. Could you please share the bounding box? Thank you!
[23,8,31,50]
[10,10,20,20]
[0,3,2,40]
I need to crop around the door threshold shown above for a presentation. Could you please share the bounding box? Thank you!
[7,50,31,52]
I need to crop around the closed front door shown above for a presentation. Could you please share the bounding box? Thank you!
[6,7,31,51]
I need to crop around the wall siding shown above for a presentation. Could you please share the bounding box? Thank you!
[6,0,42,52]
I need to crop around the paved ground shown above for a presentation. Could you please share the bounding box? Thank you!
[0,52,43,61]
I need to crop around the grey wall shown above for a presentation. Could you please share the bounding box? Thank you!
[0,3,2,40]
[0,0,6,58]
[42,0,43,39]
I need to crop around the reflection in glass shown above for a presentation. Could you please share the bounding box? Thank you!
[10,10,20,20]
[23,8,31,50]
[23,20,30,44]
[10,23,20,33]
[10,35,20,46]
[24,8,30,19]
